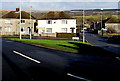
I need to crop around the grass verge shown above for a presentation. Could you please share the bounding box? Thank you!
[6,38,92,53]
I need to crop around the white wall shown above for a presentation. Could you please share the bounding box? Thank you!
[38,19,76,34]
[105,23,120,33]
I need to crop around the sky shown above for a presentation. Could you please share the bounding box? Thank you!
[1,0,120,11]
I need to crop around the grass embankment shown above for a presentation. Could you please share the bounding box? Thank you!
[7,38,92,53]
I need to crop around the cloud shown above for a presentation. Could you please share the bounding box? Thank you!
[1,0,120,2]
[1,2,118,10]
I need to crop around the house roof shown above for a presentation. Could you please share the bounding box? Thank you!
[39,11,74,20]
[2,11,35,19]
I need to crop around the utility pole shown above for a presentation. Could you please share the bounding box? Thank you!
[30,6,32,39]
[20,0,22,39]
[83,9,85,43]
[101,8,103,36]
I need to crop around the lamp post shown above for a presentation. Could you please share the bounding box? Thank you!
[30,6,32,39]
[101,8,103,36]
[82,9,85,43]
[19,0,22,39]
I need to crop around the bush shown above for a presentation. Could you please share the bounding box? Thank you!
[56,33,76,38]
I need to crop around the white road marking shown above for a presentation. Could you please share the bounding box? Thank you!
[67,73,91,81]
[13,51,41,63]
[116,57,120,61]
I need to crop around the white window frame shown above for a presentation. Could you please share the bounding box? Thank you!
[5,20,11,24]
[46,28,52,33]
[61,20,67,24]
[5,26,11,32]
[61,28,67,33]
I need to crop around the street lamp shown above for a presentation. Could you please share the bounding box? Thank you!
[101,8,103,36]
[19,0,22,39]
[82,9,85,43]
[30,6,32,39]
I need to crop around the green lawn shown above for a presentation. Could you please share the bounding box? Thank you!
[7,38,92,53]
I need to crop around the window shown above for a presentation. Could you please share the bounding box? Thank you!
[41,30,45,33]
[46,28,52,33]
[21,27,26,33]
[61,28,67,32]
[54,21,56,24]
[5,20,11,24]
[61,20,67,24]
[21,20,25,24]
[47,20,52,24]
[5,26,11,32]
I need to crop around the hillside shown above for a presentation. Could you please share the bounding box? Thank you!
[0,9,119,18]
[0,9,120,26]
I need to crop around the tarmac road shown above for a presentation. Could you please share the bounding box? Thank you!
[2,39,120,81]
[85,32,120,55]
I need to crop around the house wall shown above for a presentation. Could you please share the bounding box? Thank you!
[105,23,120,33]
[38,19,76,35]
[0,18,36,35]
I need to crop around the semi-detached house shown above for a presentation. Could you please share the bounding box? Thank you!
[0,8,36,36]
[37,11,76,37]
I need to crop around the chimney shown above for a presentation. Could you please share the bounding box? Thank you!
[16,8,19,12]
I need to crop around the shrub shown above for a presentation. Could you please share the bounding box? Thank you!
[56,33,76,38]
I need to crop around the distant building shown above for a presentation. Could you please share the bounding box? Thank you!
[90,17,111,34]
[37,11,76,37]
[0,8,36,35]
[105,23,120,33]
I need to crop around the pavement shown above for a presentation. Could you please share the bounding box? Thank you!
[85,32,120,55]
[2,39,120,81]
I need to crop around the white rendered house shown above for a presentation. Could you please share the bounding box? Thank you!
[38,19,76,35]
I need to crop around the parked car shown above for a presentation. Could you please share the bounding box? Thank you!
[107,35,120,44]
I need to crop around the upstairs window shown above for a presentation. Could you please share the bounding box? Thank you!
[5,20,11,24]
[21,20,25,24]
[47,20,52,24]
[61,20,67,24]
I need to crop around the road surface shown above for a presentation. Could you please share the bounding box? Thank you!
[85,32,120,55]
[2,39,120,81]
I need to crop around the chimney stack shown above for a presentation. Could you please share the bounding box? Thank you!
[16,8,20,12]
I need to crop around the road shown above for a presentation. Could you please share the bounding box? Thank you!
[85,32,120,55]
[2,39,120,81]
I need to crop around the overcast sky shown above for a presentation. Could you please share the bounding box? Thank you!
[1,0,120,10]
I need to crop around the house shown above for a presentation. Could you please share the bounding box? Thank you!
[37,11,76,37]
[0,8,36,36]
[90,17,111,34]
[105,23,120,33]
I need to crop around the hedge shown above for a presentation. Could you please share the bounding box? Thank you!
[56,33,76,38]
